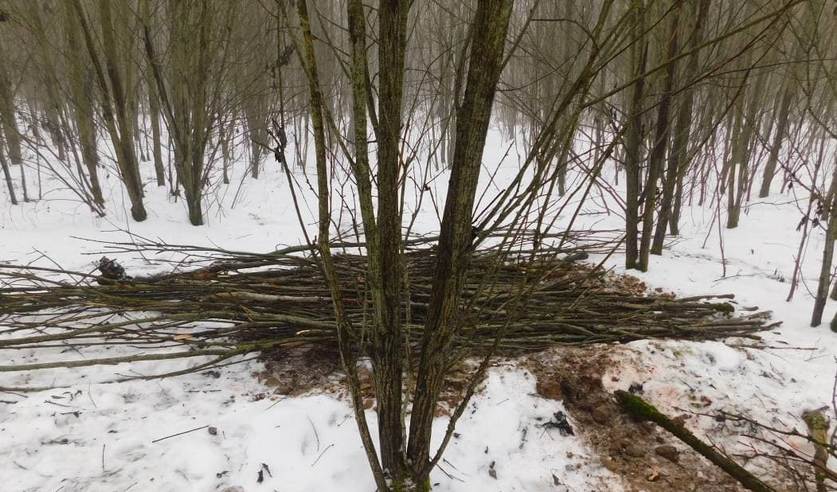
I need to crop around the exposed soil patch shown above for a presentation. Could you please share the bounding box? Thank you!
[246,268,785,490]
[254,338,795,491]
[255,343,485,415]
[525,346,747,491]
[256,344,343,396]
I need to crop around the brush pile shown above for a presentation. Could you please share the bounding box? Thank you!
[0,232,778,379]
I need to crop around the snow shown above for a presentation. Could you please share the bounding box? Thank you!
[593,185,837,484]
[1,126,836,490]
[0,359,615,491]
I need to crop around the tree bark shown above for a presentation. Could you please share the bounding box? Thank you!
[758,80,794,198]
[0,42,23,167]
[641,1,680,264]
[654,0,709,241]
[287,1,389,488]
[624,0,648,270]
[0,131,17,205]
[408,1,513,485]
[727,69,766,229]
[373,0,410,480]
[812,163,837,327]
[73,0,147,221]
[142,0,228,225]
[803,410,830,492]
[64,2,105,207]
[138,0,165,187]
[725,119,744,227]
[149,91,165,187]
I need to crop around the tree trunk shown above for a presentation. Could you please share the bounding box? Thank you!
[812,164,837,327]
[654,0,708,241]
[17,147,28,202]
[642,1,680,263]
[0,133,17,205]
[73,0,147,221]
[727,69,766,229]
[65,2,105,207]
[142,0,226,226]
[220,121,230,185]
[624,0,648,270]
[725,100,745,228]
[407,1,513,486]
[186,189,203,226]
[244,106,263,179]
[288,1,390,489]
[149,93,165,187]
[0,47,23,167]
[758,80,794,198]
[373,0,410,480]
[138,0,165,188]
[803,410,831,492]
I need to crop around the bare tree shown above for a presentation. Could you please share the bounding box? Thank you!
[72,0,147,221]
[143,0,235,225]
[624,0,649,270]
[285,0,514,488]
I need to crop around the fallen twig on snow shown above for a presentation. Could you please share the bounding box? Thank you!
[151,425,210,444]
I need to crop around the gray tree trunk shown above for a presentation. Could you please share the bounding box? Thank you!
[811,160,837,326]
[642,1,680,264]
[0,131,17,205]
[73,0,147,221]
[654,0,709,240]
[64,2,105,207]
[624,0,648,270]
[758,80,794,197]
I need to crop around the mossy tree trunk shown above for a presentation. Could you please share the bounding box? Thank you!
[616,391,774,492]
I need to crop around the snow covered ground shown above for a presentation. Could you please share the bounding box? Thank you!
[595,196,837,487]
[0,361,617,491]
[1,128,835,491]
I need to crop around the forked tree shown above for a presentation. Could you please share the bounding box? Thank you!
[142,0,235,226]
[286,0,514,488]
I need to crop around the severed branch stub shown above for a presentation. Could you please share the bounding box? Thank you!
[614,390,775,492]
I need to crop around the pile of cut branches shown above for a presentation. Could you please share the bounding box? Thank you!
[0,232,778,379]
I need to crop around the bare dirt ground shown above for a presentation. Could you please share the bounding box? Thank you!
[525,346,748,491]
[255,341,777,491]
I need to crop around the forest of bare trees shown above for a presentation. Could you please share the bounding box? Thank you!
[0,0,835,490]
[0,1,832,263]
